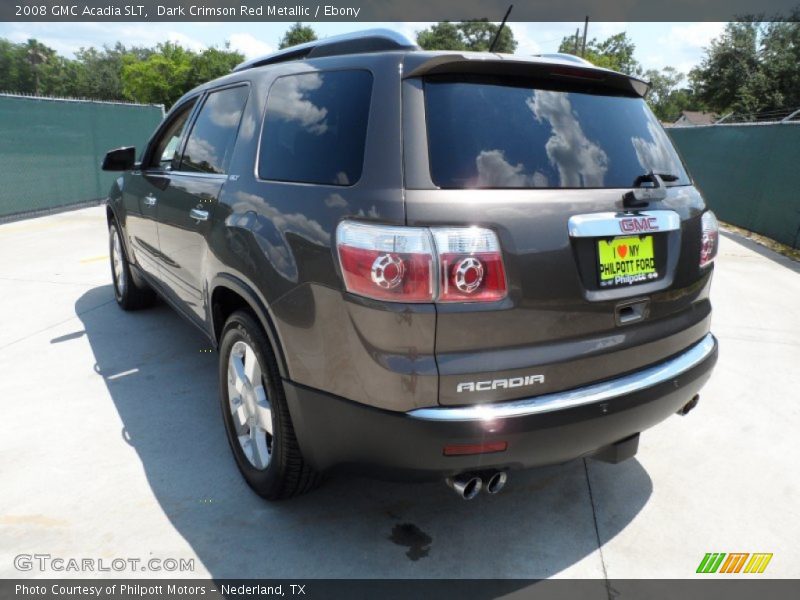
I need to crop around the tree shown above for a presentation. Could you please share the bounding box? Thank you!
[26,39,48,94]
[416,20,517,53]
[690,16,800,115]
[760,18,800,111]
[558,31,641,75]
[0,36,243,105]
[69,43,153,101]
[643,67,699,121]
[118,42,243,107]
[187,44,244,90]
[0,39,60,95]
[689,21,765,114]
[120,42,192,106]
[416,22,466,51]
[279,23,317,49]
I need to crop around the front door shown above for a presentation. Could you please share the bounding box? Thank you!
[124,99,197,283]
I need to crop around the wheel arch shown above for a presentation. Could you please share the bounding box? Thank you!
[210,274,290,380]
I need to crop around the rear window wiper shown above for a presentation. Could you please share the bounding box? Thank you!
[623,171,676,208]
[653,172,679,182]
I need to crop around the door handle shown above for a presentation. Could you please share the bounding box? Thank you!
[190,208,209,222]
[144,194,157,207]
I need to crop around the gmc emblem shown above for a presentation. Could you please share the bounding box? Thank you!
[620,216,659,233]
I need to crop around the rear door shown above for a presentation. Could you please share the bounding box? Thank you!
[403,70,714,405]
[156,84,250,323]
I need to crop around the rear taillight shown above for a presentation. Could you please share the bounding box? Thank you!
[336,222,434,302]
[433,228,507,302]
[700,211,719,268]
[336,221,507,303]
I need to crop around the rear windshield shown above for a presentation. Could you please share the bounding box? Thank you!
[424,80,690,189]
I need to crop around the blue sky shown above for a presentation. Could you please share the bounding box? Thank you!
[0,21,726,75]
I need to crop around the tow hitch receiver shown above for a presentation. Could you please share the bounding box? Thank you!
[591,433,640,464]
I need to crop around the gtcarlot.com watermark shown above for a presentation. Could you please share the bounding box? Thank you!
[14,553,194,573]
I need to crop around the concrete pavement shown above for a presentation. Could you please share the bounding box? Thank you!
[0,207,798,581]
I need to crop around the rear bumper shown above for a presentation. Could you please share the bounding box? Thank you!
[284,334,718,481]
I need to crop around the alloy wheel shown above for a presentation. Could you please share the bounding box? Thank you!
[227,340,273,469]
[110,227,127,298]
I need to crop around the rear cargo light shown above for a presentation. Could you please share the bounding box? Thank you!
[336,222,506,303]
[433,228,507,302]
[700,210,719,268]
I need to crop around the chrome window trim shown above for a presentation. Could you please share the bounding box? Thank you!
[407,333,716,422]
[568,210,681,238]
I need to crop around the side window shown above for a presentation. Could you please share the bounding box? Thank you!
[258,70,373,186]
[180,86,249,175]
[148,99,196,170]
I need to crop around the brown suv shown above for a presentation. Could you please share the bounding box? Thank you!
[102,29,719,500]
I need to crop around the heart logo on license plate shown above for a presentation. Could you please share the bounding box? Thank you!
[618,245,628,258]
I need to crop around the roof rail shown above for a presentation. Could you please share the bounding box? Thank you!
[232,29,418,72]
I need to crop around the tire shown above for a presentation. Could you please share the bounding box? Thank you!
[218,310,320,500]
[109,221,156,310]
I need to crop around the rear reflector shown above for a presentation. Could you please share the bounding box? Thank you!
[443,441,508,456]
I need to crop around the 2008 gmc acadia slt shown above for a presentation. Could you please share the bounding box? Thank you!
[102,30,719,500]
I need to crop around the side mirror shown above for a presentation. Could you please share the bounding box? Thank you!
[102,147,136,171]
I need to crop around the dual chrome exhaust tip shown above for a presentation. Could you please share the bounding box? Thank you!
[446,471,508,500]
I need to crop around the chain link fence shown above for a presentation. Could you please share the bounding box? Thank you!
[0,93,163,219]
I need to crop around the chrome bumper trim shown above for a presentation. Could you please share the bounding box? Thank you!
[407,333,716,422]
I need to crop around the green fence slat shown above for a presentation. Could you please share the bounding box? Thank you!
[0,95,162,218]
[668,124,800,248]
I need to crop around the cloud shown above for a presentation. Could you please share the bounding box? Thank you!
[644,22,725,73]
[393,22,432,45]
[663,22,725,50]
[207,94,246,128]
[229,191,331,281]
[267,73,328,135]
[529,90,608,187]
[474,150,548,188]
[184,136,219,170]
[2,22,206,57]
[95,23,207,51]
[630,106,684,176]
[509,24,542,56]
[228,32,273,59]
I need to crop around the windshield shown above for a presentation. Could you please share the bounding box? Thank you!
[424,79,690,189]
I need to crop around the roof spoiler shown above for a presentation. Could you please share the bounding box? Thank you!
[403,54,649,97]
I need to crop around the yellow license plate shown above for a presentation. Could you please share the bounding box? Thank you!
[597,236,658,287]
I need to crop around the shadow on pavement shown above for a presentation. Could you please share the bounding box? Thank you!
[76,284,652,582]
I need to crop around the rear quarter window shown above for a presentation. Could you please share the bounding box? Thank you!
[424,80,689,189]
[258,69,373,186]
